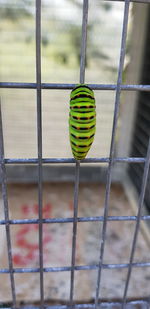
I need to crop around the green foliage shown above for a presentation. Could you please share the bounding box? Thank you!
[101,3,112,11]
[0,0,34,20]
[68,24,82,65]
[42,34,49,47]
[1,0,117,83]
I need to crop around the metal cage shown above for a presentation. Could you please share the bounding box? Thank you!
[0,0,150,308]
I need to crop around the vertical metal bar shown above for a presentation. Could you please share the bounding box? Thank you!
[122,138,150,308]
[36,0,44,308]
[0,101,16,308]
[80,0,88,84]
[70,0,89,306]
[95,0,130,307]
[70,161,80,304]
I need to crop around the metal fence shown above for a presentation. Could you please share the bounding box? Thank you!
[0,0,150,308]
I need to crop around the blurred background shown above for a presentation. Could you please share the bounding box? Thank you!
[1,0,150,209]
[0,0,150,306]
[0,0,124,158]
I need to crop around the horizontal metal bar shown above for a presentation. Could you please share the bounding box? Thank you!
[7,0,146,7]
[1,82,150,92]
[2,300,150,309]
[0,215,150,225]
[5,0,148,5]
[2,157,146,164]
[0,262,150,274]
[106,0,150,3]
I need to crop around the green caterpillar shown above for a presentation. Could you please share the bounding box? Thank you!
[69,84,96,160]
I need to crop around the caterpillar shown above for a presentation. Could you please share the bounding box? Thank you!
[69,84,96,160]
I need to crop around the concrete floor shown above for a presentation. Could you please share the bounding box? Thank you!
[0,183,149,304]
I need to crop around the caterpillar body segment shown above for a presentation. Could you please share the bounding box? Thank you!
[69,84,96,160]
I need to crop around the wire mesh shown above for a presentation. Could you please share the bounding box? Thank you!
[0,0,150,308]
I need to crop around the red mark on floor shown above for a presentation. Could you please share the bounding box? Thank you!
[13,203,53,266]
[69,201,73,212]
[22,203,52,218]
